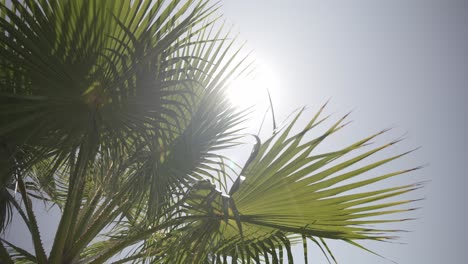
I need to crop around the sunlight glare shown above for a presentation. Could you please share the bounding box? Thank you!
[226,64,279,110]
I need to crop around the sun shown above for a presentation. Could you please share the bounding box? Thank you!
[226,64,279,110]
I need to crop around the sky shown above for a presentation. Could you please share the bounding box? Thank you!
[220,0,468,263]
[4,1,468,263]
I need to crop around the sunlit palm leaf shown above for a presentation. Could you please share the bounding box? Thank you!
[174,106,421,263]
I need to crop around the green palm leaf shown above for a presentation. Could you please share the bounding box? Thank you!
[171,106,421,262]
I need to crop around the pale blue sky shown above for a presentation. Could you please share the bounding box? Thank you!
[221,0,468,263]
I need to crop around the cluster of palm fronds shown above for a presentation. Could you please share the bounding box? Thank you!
[0,0,421,263]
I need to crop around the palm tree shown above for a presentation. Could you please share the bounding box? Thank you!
[0,0,421,263]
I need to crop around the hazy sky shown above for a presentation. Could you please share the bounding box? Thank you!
[5,1,468,263]
[221,0,468,263]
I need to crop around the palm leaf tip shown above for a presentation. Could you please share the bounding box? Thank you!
[219,106,423,260]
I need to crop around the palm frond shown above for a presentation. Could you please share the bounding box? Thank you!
[171,106,421,262]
